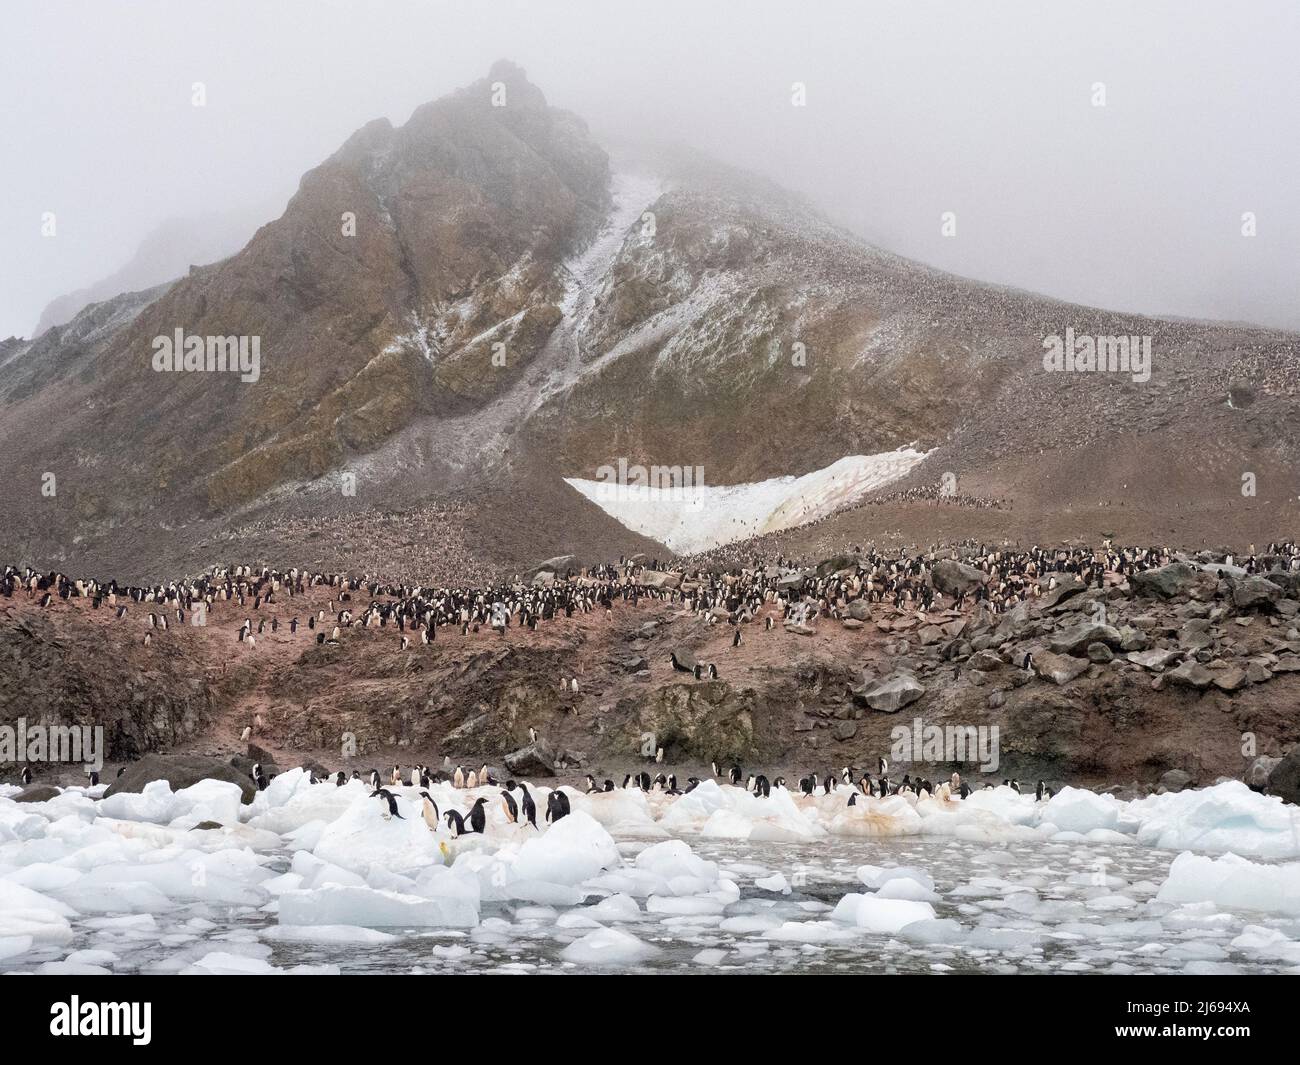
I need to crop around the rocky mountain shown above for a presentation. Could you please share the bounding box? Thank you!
[31,208,268,336]
[1,61,1298,581]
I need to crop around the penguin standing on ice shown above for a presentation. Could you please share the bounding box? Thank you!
[419,790,440,830]
[372,788,404,820]
[21,765,32,785]
[467,797,488,833]
[335,771,347,787]
[252,764,269,791]
[545,790,571,823]
[444,809,467,837]
[500,789,519,823]
[519,783,538,829]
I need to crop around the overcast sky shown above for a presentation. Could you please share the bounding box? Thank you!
[3,0,1297,339]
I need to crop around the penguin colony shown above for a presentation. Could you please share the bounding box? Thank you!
[8,543,1297,662]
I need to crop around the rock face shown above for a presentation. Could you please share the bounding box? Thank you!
[503,739,557,777]
[623,682,754,762]
[930,560,986,597]
[104,754,257,803]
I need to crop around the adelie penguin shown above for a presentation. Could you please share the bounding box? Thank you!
[519,783,538,829]
[21,765,32,785]
[371,788,404,820]
[444,809,467,837]
[252,764,268,791]
[545,790,571,823]
[500,789,519,823]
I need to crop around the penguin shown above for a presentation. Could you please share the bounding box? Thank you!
[390,764,401,785]
[847,792,857,806]
[1010,779,1022,794]
[466,797,488,833]
[453,765,465,789]
[684,776,700,793]
[87,770,100,787]
[732,628,742,647]
[336,771,347,787]
[466,769,479,789]
[372,788,404,820]
[240,725,252,742]
[21,765,32,785]
[252,764,268,791]
[764,615,774,631]
[669,651,693,673]
[419,790,440,830]
[528,726,539,744]
[545,789,571,823]
[500,789,519,823]
[368,769,381,790]
[519,783,538,829]
[752,774,770,798]
[444,809,467,837]
[727,765,742,785]
[655,746,665,764]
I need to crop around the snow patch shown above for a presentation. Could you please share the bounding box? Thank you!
[565,448,930,552]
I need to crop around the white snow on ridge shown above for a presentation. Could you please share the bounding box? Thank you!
[565,447,930,553]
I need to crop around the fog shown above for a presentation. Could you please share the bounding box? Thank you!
[3,0,1297,339]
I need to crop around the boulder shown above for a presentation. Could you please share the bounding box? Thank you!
[1126,648,1183,672]
[1232,575,1283,611]
[1032,651,1089,686]
[525,555,579,582]
[1210,665,1247,692]
[1165,661,1213,689]
[1086,642,1114,663]
[105,754,257,803]
[1266,747,1300,805]
[857,673,925,713]
[930,559,987,597]
[14,784,61,803]
[639,570,681,590]
[816,553,861,577]
[1049,621,1122,656]
[833,721,858,741]
[1244,755,1281,792]
[503,739,557,777]
[847,600,871,622]
[1038,575,1087,609]
[1159,769,1194,793]
[1129,562,1197,599]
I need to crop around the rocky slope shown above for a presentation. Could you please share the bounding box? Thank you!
[5,556,1299,805]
